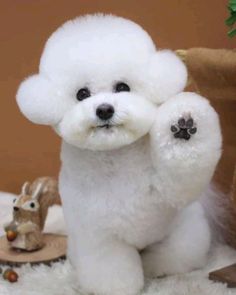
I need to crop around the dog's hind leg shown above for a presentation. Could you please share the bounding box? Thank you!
[142,202,211,278]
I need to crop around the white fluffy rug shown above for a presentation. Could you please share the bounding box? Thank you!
[1,192,236,295]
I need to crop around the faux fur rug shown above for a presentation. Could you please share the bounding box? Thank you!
[1,192,236,295]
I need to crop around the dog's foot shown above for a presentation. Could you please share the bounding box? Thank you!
[149,92,222,206]
[77,238,144,295]
[170,115,197,140]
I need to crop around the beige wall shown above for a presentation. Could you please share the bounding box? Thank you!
[0,0,234,193]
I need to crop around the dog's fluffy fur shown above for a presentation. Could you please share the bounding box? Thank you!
[16,14,222,295]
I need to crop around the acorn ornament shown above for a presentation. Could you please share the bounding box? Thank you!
[8,271,18,283]
[3,268,18,283]
[6,230,18,242]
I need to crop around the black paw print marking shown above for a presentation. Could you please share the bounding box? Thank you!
[170,116,197,140]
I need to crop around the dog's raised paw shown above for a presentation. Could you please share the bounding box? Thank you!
[170,116,197,140]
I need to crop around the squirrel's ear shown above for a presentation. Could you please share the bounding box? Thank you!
[16,74,66,125]
[21,182,30,195]
[32,182,44,200]
[147,50,187,104]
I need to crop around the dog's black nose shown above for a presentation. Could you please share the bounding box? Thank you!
[13,206,19,212]
[96,104,114,121]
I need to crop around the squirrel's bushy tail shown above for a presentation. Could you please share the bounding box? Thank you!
[30,177,61,230]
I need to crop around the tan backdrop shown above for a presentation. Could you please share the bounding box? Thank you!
[0,0,234,193]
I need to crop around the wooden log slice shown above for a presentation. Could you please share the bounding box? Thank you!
[0,233,67,266]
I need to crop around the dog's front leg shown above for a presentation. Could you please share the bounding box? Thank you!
[149,92,222,207]
[75,232,144,295]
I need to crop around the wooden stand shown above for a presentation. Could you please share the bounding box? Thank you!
[0,234,67,266]
[209,264,236,288]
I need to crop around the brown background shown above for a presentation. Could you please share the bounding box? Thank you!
[0,0,234,193]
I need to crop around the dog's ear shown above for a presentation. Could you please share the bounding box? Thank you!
[16,74,67,125]
[147,50,187,104]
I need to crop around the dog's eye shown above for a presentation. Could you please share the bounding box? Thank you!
[114,82,130,93]
[76,88,91,101]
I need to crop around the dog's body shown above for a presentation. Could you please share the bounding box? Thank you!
[59,92,221,295]
[60,136,175,250]
[16,14,222,295]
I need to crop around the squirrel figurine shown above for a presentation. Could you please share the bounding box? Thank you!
[4,177,60,251]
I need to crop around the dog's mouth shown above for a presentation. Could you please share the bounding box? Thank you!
[96,121,124,129]
[97,124,113,129]
[91,123,124,134]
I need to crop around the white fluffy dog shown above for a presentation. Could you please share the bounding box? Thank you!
[16,14,222,295]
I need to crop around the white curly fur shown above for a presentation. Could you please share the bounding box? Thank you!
[16,14,222,295]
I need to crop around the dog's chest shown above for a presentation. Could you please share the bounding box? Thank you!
[60,137,176,248]
[61,136,153,197]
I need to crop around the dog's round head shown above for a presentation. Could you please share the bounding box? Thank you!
[17,14,187,151]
